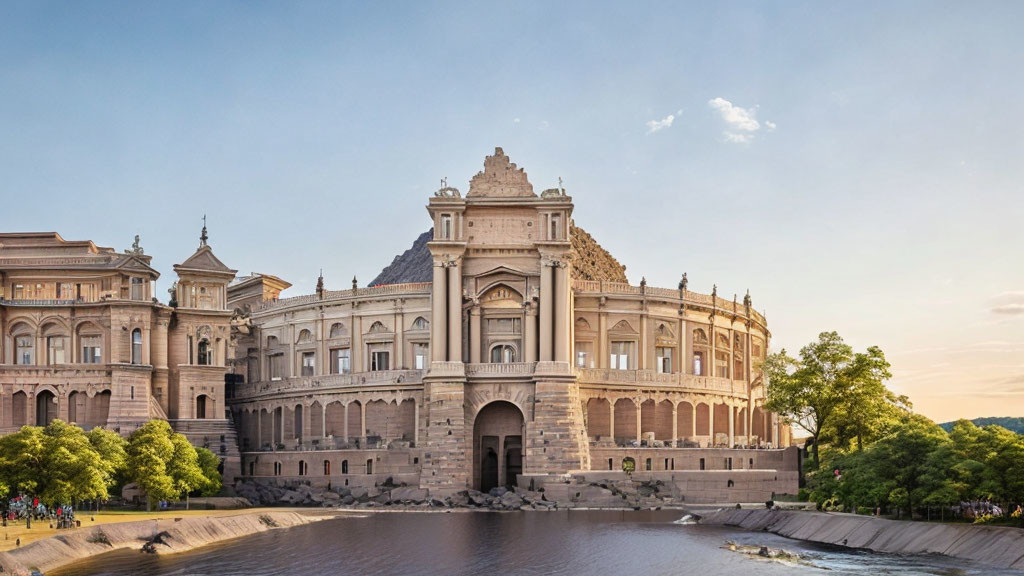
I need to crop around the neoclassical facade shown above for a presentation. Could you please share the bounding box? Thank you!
[0,228,241,482]
[228,149,796,501]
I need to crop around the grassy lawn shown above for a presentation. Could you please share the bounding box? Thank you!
[0,508,270,552]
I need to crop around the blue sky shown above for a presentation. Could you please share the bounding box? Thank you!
[2,1,1022,422]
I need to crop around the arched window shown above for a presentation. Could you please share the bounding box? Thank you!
[298,461,307,476]
[341,459,349,474]
[411,317,429,331]
[297,329,313,344]
[368,321,388,334]
[131,329,143,365]
[490,344,516,364]
[323,460,331,475]
[197,339,211,365]
[329,323,346,338]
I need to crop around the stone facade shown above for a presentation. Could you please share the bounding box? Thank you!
[228,148,796,502]
[0,228,242,483]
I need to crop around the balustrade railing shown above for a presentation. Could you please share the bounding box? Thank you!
[570,279,765,325]
[465,362,537,377]
[575,368,741,393]
[232,369,424,400]
[253,282,432,312]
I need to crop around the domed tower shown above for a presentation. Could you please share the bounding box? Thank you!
[167,220,242,482]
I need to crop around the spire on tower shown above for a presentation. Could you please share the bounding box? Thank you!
[200,215,209,247]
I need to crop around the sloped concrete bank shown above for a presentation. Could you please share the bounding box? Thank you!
[0,510,330,576]
[702,508,1024,571]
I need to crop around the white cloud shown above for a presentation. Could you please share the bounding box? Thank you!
[723,132,754,144]
[645,114,675,134]
[513,118,520,124]
[708,97,775,143]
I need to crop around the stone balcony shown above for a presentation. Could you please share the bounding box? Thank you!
[575,368,746,395]
[231,369,425,401]
[465,362,537,379]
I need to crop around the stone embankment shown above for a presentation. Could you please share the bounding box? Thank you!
[0,510,328,576]
[703,508,1024,571]
[235,477,683,510]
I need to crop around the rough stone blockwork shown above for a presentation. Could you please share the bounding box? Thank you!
[419,381,470,496]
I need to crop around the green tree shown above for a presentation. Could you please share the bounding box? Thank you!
[38,419,109,505]
[88,426,128,493]
[764,332,896,467]
[195,448,223,497]
[167,434,205,500]
[0,426,45,497]
[126,420,177,510]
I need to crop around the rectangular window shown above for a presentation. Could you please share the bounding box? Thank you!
[15,336,33,365]
[81,336,102,364]
[269,354,284,380]
[331,348,351,374]
[47,336,65,365]
[656,347,673,374]
[699,458,706,471]
[371,350,390,372]
[301,352,315,376]
[725,457,733,471]
[693,352,704,376]
[609,341,632,370]
[13,284,24,299]
[413,343,428,370]
[550,214,561,240]
[440,214,453,240]
[575,341,594,368]
[130,277,145,300]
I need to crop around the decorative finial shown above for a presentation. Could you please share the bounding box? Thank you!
[712,284,717,299]
[743,289,751,309]
[200,215,208,247]
[640,276,647,288]
[679,272,688,291]
[352,276,358,290]
[316,269,325,299]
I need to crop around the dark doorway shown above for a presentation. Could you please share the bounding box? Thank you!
[472,401,526,491]
[36,390,57,426]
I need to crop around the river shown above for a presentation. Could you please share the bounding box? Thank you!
[54,510,1020,576]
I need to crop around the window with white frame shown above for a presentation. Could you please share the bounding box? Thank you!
[490,344,516,363]
[370,349,390,371]
[15,336,32,365]
[131,329,143,365]
[656,347,673,374]
[47,336,66,365]
[575,341,594,368]
[331,348,350,374]
[693,351,704,376]
[413,343,428,369]
[610,341,633,370]
[440,214,453,240]
[301,352,315,376]
[269,354,284,380]
[81,335,102,364]
[130,277,145,300]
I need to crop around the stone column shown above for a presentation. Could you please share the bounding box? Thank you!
[447,261,462,362]
[709,320,716,378]
[635,401,641,443]
[608,400,615,442]
[469,306,481,364]
[524,304,537,363]
[343,403,349,443]
[671,403,678,447]
[413,399,419,445]
[539,262,553,362]
[257,409,263,448]
[302,404,312,440]
[639,313,648,370]
[360,401,367,439]
[598,311,607,369]
[352,316,363,373]
[431,262,447,362]
[554,263,569,363]
[708,402,715,447]
[321,408,327,440]
[690,402,696,437]
[728,404,735,448]
[394,311,405,369]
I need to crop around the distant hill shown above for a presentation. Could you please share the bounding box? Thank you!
[939,417,1024,434]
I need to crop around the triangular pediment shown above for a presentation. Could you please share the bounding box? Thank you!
[175,245,236,275]
[114,255,160,277]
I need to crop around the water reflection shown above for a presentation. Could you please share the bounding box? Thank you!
[54,510,1020,576]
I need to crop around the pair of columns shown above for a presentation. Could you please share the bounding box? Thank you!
[431,259,463,362]
[539,259,570,363]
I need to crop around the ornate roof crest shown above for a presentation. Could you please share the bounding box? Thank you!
[467,147,535,198]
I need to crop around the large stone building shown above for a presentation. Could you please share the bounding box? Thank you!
[226,149,796,502]
[0,227,241,482]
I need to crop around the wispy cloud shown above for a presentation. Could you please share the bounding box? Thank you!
[708,97,775,143]
[990,291,1024,315]
[646,113,675,134]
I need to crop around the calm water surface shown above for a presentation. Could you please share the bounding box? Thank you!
[55,510,1020,576]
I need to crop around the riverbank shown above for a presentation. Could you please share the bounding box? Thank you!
[702,508,1024,571]
[0,509,334,576]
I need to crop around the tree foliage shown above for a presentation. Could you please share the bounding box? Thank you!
[764,331,904,467]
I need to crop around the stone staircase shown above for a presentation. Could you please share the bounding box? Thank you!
[170,418,242,490]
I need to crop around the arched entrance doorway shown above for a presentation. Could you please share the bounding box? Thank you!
[196,394,212,419]
[472,401,525,493]
[36,390,58,426]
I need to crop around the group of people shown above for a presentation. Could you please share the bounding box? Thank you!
[955,500,1005,519]
[3,495,76,529]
